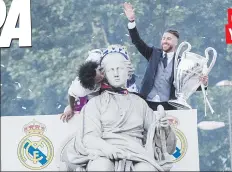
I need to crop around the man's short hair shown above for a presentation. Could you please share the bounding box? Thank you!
[78,61,98,90]
[166,29,179,39]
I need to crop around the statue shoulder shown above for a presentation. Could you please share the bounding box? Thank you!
[129,93,147,104]
[86,92,109,109]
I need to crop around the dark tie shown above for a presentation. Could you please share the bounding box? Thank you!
[162,53,168,68]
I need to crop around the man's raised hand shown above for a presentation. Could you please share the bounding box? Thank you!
[123,2,135,22]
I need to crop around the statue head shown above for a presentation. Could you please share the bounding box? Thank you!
[100,45,130,88]
[78,45,133,90]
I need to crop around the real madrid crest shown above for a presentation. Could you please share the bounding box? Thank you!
[169,116,188,162]
[17,119,54,170]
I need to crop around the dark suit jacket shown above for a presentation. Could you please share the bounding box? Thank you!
[128,26,205,100]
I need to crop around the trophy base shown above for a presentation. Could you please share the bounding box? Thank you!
[168,99,192,110]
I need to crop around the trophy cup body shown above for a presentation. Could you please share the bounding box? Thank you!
[168,42,217,110]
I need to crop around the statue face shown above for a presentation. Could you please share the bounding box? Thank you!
[102,53,128,88]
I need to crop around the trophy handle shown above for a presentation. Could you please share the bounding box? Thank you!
[174,41,191,93]
[204,47,217,75]
[201,47,217,115]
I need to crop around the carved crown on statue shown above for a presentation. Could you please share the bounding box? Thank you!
[102,44,130,60]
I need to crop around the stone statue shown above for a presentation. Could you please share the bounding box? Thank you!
[59,47,177,171]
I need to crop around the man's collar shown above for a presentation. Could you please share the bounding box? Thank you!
[163,51,175,58]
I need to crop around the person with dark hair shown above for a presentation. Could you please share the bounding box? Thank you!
[60,49,104,122]
[123,2,208,111]
[78,61,102,90]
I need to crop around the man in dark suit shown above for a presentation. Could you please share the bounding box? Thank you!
[123,2,208,111]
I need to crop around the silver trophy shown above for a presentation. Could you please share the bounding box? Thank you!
[168,41,217,112]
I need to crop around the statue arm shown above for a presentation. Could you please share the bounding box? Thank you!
[82,98,110,150]
[143,100,156,131]
[143,103,177,154]
[152,126,177,155]
[83,136,111,151]
[164,126,177,154]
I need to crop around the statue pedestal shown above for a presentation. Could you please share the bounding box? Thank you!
[1,109,199,171]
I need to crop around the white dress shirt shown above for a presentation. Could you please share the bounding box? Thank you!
[163,51,175,65]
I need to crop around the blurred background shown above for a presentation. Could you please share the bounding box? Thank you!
[1,0,231,171]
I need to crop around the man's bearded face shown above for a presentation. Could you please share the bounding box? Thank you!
[161,32,178,52]
[102,53,128,88]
